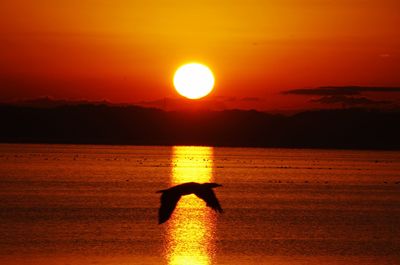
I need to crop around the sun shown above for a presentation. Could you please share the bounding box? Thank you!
[173,63,215,99]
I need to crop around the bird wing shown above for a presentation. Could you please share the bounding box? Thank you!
[158,191,181,224]
[194,188,223,213]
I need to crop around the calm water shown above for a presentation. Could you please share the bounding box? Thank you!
[0,144,399,265]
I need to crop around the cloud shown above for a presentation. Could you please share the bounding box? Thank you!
[283,86,400,96]
[214,96,237,102]
[240,97,262,102]
[310,95,391,106]
[212,96,262,102]
[134,96,266,111]
[135,97,228,111]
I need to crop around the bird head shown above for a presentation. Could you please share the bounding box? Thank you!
[204,182,222,188]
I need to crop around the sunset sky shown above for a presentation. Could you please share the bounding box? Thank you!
[1,0,400,111]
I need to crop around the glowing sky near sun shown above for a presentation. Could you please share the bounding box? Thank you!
[1,0,400,110]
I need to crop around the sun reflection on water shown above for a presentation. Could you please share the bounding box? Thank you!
[166,146,215,265]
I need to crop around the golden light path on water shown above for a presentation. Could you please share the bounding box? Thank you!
[166,146,216,265]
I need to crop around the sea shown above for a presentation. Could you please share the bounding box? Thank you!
[0,144,399,265]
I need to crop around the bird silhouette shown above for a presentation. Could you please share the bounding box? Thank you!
[156,182,223,224]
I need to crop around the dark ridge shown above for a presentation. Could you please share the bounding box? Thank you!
[1,104,400,150]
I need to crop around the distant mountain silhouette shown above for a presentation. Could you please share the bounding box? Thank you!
[1,104,400,149]
[2,97,127,108]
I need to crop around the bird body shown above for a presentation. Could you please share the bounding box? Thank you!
[157,182,223,224]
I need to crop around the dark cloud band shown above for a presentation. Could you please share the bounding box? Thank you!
[283,86,400,96]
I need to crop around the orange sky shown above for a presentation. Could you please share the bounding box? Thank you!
[1,0,400,110]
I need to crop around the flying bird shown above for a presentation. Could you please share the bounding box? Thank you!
[156,182,223,224]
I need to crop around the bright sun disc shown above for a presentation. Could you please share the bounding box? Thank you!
[173,63,215,99]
